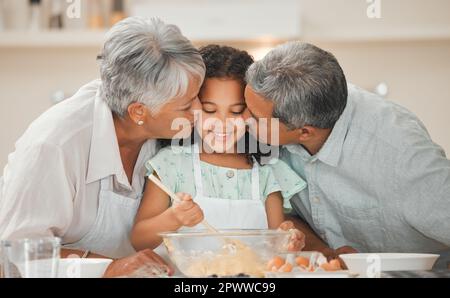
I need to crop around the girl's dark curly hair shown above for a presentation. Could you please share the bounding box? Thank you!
[159,45,270,164]
[200,44,254,84]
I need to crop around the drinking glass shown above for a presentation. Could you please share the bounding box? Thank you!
[1,237,61,278]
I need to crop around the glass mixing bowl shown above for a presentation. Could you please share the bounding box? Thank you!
[159,229,291,277]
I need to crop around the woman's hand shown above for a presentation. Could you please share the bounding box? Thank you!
[103,249,173,278]
[171,193,204,227]
[278,221,306,251]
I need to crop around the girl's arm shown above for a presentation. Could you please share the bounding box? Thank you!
[265,191,285,229]
[131,174,180,251]
[131,173,204,251]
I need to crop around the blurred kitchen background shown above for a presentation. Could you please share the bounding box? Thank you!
[0,0,449,170]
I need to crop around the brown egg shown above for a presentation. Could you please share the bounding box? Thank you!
[319,263,334,271]
[280,262,294,273]
[329,259,342,270]
[320,261,341,272]
[266,256,285,271]
[295,256,310,268]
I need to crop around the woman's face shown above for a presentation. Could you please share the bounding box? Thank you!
[196,78,247,153]
[144,77,201,140]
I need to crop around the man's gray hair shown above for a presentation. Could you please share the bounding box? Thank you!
[246,42,348,129]
[99,16,205,116]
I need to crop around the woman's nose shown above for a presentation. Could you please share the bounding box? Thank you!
[241,108,253,122]
[189,102,202,124]
[189,97,202,113]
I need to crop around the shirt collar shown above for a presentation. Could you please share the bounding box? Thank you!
[284,143,311,162]
[316,96,354,167]
[285,95,354,167]
[86,87,129,187]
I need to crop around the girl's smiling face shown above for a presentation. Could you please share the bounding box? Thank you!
[196,78,247,153]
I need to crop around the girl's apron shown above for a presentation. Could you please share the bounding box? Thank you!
[155,146,268,269]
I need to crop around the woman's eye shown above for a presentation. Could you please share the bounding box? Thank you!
[203,109,216,114]
[231,110,245,115]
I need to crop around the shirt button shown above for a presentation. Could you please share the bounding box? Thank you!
[226,170,235,178]
[313,197,321,204]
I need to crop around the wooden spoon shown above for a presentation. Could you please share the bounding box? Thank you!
[148,174,249,251]
[148,174,220,234]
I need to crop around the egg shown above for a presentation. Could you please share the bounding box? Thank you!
[329,259,342,270]
[266,256,285,271]
[280,262,293,273]
[320,260,341,272]
[319,263,333,271]
[295,256,310,268]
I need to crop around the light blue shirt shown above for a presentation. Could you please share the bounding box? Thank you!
[277,84,450,261]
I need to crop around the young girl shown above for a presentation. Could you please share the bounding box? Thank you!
[131,45,307,253]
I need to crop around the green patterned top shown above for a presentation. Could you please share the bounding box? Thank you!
[145,146,307,210]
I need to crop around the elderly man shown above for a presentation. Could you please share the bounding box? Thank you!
[244,42,450,268]
[0,17,205,276]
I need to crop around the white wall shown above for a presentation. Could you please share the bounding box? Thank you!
[0,47,101,169]
[301,0,450,40]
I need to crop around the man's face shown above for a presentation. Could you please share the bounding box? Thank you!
[244,85,299,146]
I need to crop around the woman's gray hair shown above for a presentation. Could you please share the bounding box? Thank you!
[99,16,205,116]
[246,42,348,129]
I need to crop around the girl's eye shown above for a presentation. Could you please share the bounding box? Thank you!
[231,110,245,115]
[203,109,216,114]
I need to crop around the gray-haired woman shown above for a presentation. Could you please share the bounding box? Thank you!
[0,16,205,277]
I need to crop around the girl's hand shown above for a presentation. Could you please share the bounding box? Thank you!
[278,221,306,251]
[171,193,204,227]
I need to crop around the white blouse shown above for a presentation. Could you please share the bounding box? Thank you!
[0,80,157,244]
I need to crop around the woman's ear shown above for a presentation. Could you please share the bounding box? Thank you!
[127,102,148,125]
